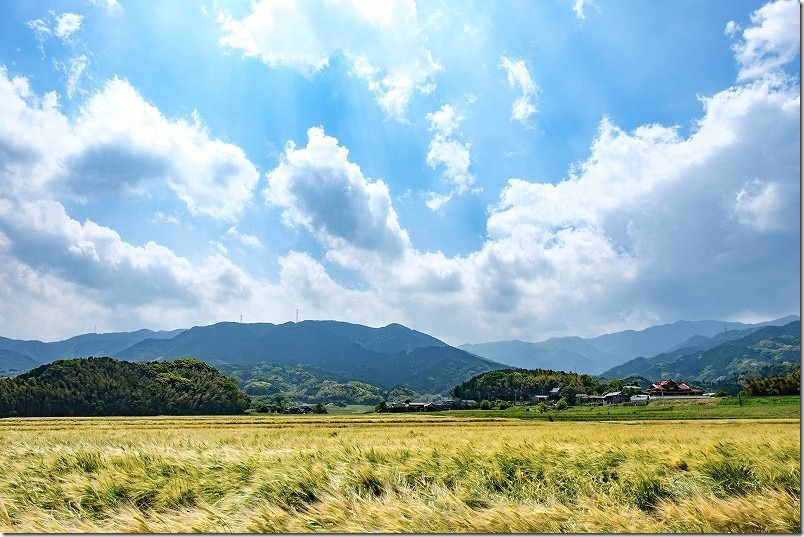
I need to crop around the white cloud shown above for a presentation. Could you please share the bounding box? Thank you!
[500,56,539,122]
[87,0,121,12]
[54,13,83,40]
[27,18,51,44]
[264,127,411,261]
[62,77,259,220]
[62,54,88,98]
[0,68,71,198]
[426,103,462,137]
[423,104,477,210]
[226,226,262,248]
[734,179,791,232]
[264,77,798,345]
[573,0,586,20]
[730,0,800,81]
[151,212,181,225]
[218,0,441,119]
[572,0,598,21]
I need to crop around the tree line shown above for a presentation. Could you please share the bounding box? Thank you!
[0,357,251,417]
[744,367,800,396]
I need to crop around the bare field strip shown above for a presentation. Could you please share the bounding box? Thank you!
[0,415,799,533]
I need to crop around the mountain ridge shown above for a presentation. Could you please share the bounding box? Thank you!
[600,321,801,389]
[459,315,799,374]
[0,320,503,395]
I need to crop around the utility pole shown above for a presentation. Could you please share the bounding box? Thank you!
[735,373,742,406]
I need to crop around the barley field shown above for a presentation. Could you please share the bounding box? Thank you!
[0,415,799,533]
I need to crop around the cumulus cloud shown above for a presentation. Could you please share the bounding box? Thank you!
[264,127,411,261]
[733,179,793,232]
[424,104,477,210]
[729,0,800,81]
[266,78,798,344]
[244,61,799,346]
[500,56,539,122]
[0,70,259,220]
[0,197,198,307]
[0,68,71,198]
[0,196,294,340]
[0,1,798,347]
[218,0,441,119]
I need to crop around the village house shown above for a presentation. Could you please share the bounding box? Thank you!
[575,394,604,406]
[646,379,705,397]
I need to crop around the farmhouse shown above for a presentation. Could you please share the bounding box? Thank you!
[575,394,604,405]
[602,391,631,406]
[646,379,705,397]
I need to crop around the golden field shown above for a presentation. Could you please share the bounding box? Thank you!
[0,414,799,533]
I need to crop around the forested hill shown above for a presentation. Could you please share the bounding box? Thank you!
[450,368,646,403]
[0,357,250,417]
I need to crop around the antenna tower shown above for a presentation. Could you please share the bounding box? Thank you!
[295,309,299,323]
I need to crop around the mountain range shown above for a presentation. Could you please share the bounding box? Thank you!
[0,315,798,395]
[601,321,800,386]
[0,321,504,395]
[459,315,799,374]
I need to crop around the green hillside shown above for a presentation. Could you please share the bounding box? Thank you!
[0,357,250,417]
[450,368,647,404]
[117,321,503,394]
[601,321,800,389]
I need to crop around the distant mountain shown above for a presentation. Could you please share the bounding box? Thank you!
[117,320,500,394]
[0,349,40,375]
[600,321,801,387]
[459,315,799,374]
[0,329,185,375]
[459,338,608,373]
[0,321,503,395]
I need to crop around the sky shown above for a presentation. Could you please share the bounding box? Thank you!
[0,0,799,345]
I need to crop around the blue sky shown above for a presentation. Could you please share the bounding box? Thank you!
[0,0,799,345]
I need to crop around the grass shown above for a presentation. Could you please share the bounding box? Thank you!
[0,413,799,533]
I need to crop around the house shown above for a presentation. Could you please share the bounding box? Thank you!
[576,394,604,406]
[549,387,562,399]
[602,391,631,406]
[646,379,704,397]
[406,402,436,412]
[530,395,549,404]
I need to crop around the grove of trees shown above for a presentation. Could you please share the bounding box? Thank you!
[0,357,251,417]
